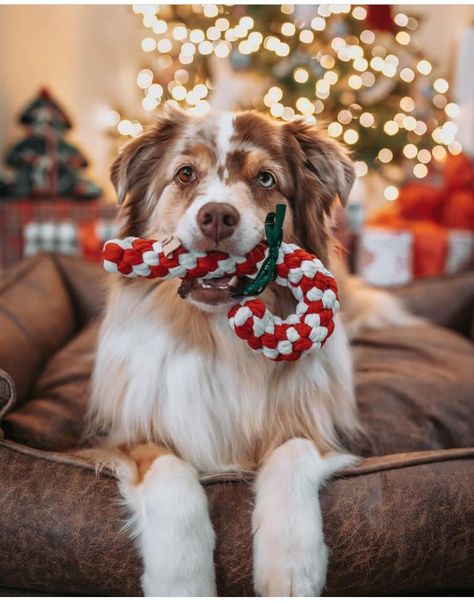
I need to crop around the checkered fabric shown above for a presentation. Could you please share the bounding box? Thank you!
[0,198,117,271]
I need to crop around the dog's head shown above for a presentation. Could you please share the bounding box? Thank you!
[112,109,354,310]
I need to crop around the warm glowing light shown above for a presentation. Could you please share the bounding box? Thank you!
[352,6,367,20]
[396,31,411,45]
[402,116,417,131]
[157,38,172,53]
[400,96,415,112]
[378,148,393,163]
[324,70,338,85]
[281,4,295,15]
[354,161,368,177]
[359,112,375,127]
[361,72,376,87]
[282,106,295,121]
[141,37,156,52]
[320,54,335,69]
[300,29,314,44]
[382,63,397,78]
[276,42,290,57]
[400,68,415,83]
[207,26,220,41]
[384,120,399,136]
[417,149,431,164]
[348,75,362,90]
[417,60,432,75]
[267,86,283,102]
[353,58,369,72]
[153,20,167,35]
[104,110,120,127]
[239,16,254,29]
[172,25,188,41]
[413,163,428,178]
[343,129,359,144]
[434,78,449,94]
[338,109,352,125]
[384,186,399,201]
[328,122,343,137]
[270,102,284,118]
[281,22,296,36]
[370,57,384,71]
[142,96,159,111]
[203,4,218,18]
[433,94,447,109]
[198,41,213,55]
[137,69,154,89]
[190,29,204,43]
[314,100,325,114]
[360,29,375,44]
[394,13,409,27]
[216,17,230,32]
[296,97,315,115]
[404,144,418,159]
[294,68,309,84]
[432,145,447,161]
[414,121,428,136]
[448,141,463,155]
[445,103,460,118]
[311,16,326,31]
[214,41,230,58]
[118,119,134,136]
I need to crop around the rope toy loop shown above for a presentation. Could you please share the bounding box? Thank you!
[103,204,339,362]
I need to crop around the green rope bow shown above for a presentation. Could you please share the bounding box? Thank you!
[232,203,286,298]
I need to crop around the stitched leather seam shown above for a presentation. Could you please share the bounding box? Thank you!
[1,439,473,484]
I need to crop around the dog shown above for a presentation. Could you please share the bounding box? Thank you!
[85,108,413,596]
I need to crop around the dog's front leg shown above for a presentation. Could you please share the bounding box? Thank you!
[118,444,216,596]
[252,438,355,596]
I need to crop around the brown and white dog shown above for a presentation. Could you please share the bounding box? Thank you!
[86,108,413,596]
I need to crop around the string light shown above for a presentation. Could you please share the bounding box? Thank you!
[360,30,375,44]
[384,185,399,201]
[300,30,314,44]
[434,78,449,93]
[141,37,156,52]
[343,129,359,144]
[417,60,432,75]
[328,122,343,137]
[400,96,415,112]
[338,109,352,124]
[396,32,411,45]
[360,112,375,127]
[352,6,367,20]
[417,149,431,164]
[354,161,368,177]
[403,144,418,159]
[433,94,447,109]
[348,75,362,90]
[400,68,415,82]
[294,68,309,83]
[448,141,463,155]
[413,163,428,178]
[378,148,393,163]
[384,120,399,135]
[281,22,295,36]
[394,13,409,26]
[432,145,447,161]
[445,103,460,118]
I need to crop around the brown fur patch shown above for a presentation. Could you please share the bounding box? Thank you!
[121,442,173,484]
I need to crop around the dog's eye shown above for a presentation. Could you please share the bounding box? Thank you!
[176,166,196,184]
[256,171,276,189]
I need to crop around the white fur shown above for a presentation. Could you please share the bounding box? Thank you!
[253,439,356,596]
[119,454,216,596]
[216,112,235,164]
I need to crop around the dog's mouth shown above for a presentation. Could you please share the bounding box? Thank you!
[177,275,242,306]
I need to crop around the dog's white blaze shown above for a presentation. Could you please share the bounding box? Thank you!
[216,112,235,166]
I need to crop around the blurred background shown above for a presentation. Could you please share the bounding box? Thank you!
[0,3,473,286]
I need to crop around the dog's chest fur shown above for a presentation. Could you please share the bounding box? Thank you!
[90,279,355,473]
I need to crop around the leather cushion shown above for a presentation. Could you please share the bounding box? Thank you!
[0,442,472,596]
[3,321,474,458]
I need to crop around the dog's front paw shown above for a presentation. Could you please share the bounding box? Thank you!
[253,513,328,596]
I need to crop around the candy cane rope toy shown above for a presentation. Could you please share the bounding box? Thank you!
[103,205,340,362]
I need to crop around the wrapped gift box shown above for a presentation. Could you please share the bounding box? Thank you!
[0,198,117,270]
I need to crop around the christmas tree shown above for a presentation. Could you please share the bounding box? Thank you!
[110,4,462,201]
[0,88,102,199]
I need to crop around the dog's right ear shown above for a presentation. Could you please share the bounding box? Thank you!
[110,109,185,205]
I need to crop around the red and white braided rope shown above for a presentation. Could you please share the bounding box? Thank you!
[103,237,339,362]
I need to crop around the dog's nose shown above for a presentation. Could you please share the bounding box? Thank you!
[197,202,240,243]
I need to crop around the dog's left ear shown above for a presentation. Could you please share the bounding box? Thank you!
[283,119,355,208]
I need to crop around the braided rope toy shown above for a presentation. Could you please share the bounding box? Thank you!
[103,205,339,362]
